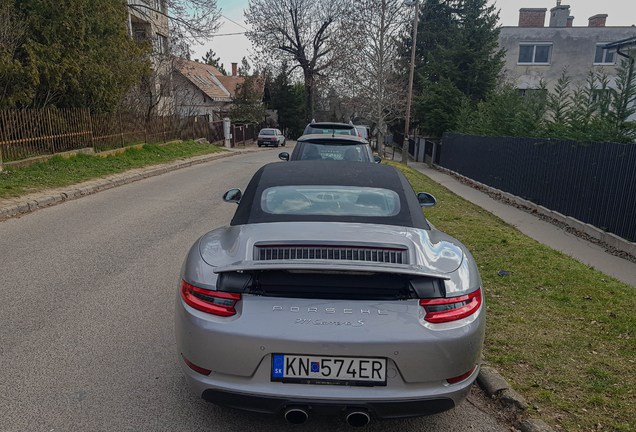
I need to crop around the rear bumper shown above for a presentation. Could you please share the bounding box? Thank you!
[258,139,278,146]
[202,388,456,419]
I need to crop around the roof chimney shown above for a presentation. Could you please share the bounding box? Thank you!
[549,3,570,27]
[588,14,608,27]
[566,16,574,27]
[519,8,547,27]
[195,59,199,62]
[231,62,238,78]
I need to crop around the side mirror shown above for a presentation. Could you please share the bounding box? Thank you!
[279,152,290,161]
[223,188,242,204]
[373,155,382,164]
[417,192,437,207]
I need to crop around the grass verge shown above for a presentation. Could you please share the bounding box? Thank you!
[0,141,226,199]
[387,161,635,432]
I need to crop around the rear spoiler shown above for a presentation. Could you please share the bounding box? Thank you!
[213,260,451,280]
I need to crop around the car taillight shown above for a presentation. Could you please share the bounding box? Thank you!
[180,280,240,316]
[419,288,482,323]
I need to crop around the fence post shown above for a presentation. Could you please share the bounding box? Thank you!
[223,118,231,148]
[119,113,124,148]
[162,116,167,143]
[430,142,437,167]
[87,109,94,151]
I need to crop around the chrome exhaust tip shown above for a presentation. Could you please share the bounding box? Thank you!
[344,408,371,427]
[283,406,309,424]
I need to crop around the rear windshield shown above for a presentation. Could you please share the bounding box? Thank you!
[260,129,275,135]
[306,126,357,136]
[299,144,369,162]
[261,186,400,217]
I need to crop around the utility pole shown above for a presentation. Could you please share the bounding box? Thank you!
[402,0,419,166]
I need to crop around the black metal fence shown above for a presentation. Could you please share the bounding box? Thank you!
[440,133,636,242]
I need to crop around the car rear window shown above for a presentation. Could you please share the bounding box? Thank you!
[261,186,400,217]
[306,126,356,136]
[299,144,368,162]
[260,129,275,135]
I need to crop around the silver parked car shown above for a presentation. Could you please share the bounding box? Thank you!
[279,135,381,163]
[175,161,485,427]
[257,128,285,147]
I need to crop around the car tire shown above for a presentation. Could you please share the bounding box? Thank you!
[275,142,279,148]
[282,140,286,147]
[258,143,262,147]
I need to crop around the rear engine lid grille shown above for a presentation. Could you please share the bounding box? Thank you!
[254,244,407,264]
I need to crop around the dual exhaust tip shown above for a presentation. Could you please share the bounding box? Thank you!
[283,405,371,427]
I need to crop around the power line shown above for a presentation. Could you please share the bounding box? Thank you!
[212,32,246,36]
[221,14,249,31]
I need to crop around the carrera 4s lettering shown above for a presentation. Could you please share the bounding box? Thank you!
[294,318,365,327]
[273,306,388,315]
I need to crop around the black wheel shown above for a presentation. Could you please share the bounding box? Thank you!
[258,143,262,147]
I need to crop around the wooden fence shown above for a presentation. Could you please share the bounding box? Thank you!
[0,108,209,163]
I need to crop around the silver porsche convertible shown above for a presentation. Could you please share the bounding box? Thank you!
[175,161,485,427]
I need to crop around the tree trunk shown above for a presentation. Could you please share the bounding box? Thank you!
[304,70,314,123]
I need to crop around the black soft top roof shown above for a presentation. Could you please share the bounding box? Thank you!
[230,161,430,229]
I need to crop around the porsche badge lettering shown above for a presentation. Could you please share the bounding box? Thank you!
[294,318,365,327]
[273,306,389,315]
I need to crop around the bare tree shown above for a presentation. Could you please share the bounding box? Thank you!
[336,0,408,155]
[126,0,221,45]
[245,0,348,122]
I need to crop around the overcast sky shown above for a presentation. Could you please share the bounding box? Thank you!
[191,0,636,73]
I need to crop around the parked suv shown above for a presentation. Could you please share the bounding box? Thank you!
[279,135,381,163]
[258,128,286,147]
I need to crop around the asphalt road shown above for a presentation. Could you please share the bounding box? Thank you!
[0,148,508,432]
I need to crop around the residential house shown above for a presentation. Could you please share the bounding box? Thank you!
[172,59,265,122]
[126,0,173,114]
[498,1,636,103]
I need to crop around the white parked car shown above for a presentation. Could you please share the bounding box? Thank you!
[258,128,286,147]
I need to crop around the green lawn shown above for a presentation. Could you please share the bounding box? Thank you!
[0,141,226,199]
[388,161,635,432]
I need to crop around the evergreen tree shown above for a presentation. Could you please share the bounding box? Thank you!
[268,62,305,138]
[411,0,504,136]
[230,63,266,125]
[10,0,150,111]
[202,49,227,75]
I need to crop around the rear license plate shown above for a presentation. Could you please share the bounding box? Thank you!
[271,354,387,386]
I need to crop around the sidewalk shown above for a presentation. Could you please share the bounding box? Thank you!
[410,162,636,287]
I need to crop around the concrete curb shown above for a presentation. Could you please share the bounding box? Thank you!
[477,367,529,412]
[436,166,636,258]
[519,419,556,432]
[0,149,250,221]
[477,367,555,431]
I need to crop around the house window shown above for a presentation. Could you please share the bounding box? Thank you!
[518,43,552,65]
[157,34,168,55]
[518,88,548,98]
[134,29,147,43]
[594,44,615,65]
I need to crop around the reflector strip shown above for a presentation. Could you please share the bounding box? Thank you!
[183,355,211,375]
[447,365,477,384]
